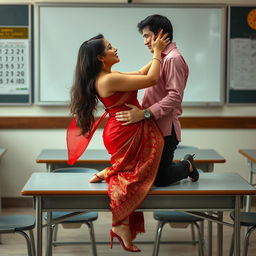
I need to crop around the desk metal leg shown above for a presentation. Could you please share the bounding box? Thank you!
[217,212,223,256]
[234,196,241,256]
[207,212,212,256]
[207,163,214,173]
[196,163,214,173]
[245,160,253,212]
[46,163,54,172]
[200,221,204,246]
[36,196,43,256]
[46,212,53,256]
[205,163,213,256]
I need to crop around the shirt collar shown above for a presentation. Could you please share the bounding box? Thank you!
[162,42,176,56]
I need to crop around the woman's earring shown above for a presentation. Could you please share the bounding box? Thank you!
[102,61,106,69]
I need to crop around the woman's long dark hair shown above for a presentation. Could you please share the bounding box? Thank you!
[70,34,105,135]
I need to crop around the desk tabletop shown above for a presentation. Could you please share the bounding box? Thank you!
[21,172,255,196]
[239,149,256,163]
[36,149,226,164]
[0,148,6,158]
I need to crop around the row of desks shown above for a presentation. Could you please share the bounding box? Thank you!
[22,172,255,256]
[36,148,226,172]
[20,148,256,256]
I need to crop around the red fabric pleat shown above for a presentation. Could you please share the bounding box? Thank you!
[129,212,145,240]
[66,112,108,165]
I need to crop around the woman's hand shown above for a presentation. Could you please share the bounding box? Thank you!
[151,31,170,53]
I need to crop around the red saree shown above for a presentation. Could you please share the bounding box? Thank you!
[67,91,164,239]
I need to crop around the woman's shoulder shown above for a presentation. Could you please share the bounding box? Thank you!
[96,73,122,98]
[97,72,120,85]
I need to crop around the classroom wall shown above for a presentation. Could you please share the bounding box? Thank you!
[0,0,256,198]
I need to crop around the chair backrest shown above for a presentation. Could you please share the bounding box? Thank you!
[177,145,198,150]
[53,167,98,174]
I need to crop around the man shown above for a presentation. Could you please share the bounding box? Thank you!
[116,14,199,186]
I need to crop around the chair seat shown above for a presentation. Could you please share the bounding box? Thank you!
[50,212,98,223]
[230,212,256,226]
[0,215,35,231]
[154,211,203,223]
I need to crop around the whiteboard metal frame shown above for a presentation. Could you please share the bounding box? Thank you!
[34,3,227,106]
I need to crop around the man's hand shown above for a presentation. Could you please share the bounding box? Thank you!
[115,104,144,125]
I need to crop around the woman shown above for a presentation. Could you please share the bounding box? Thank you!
[67,32,169,252]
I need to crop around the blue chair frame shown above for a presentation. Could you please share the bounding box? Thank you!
[229,211,256,256]
[0,214,35,256]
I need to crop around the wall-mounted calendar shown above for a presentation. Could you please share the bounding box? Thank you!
[227,6,256,104]
[0,4,32,104]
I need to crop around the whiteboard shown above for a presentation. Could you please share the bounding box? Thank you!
[34,4,226,105]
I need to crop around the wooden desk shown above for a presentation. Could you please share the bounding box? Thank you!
[36,148,226,172]
[239,149,256,212]
[21,172,255,256]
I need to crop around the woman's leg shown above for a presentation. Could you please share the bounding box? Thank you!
[111,217,140,251]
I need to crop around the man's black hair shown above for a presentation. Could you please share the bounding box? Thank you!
[137,14,173,41]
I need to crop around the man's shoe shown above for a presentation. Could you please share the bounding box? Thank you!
[184,154,199,182]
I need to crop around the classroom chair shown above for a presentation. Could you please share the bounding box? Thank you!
[229,211,256,256]
[152,145,204,256]
[0,214,36,256]
[152,211,204,256]
[45,167,99,256]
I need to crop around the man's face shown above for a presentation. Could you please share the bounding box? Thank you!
[141,27,155,53]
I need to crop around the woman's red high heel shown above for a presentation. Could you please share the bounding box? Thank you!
[110,229,141,252]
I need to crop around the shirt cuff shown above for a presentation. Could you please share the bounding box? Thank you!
[148,103,162,120]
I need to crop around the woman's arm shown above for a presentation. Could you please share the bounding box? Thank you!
[101,68,159,92]
[102,33,169,92]
[112,61,152,75]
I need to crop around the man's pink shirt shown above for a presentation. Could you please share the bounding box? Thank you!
[142,43,189,141]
